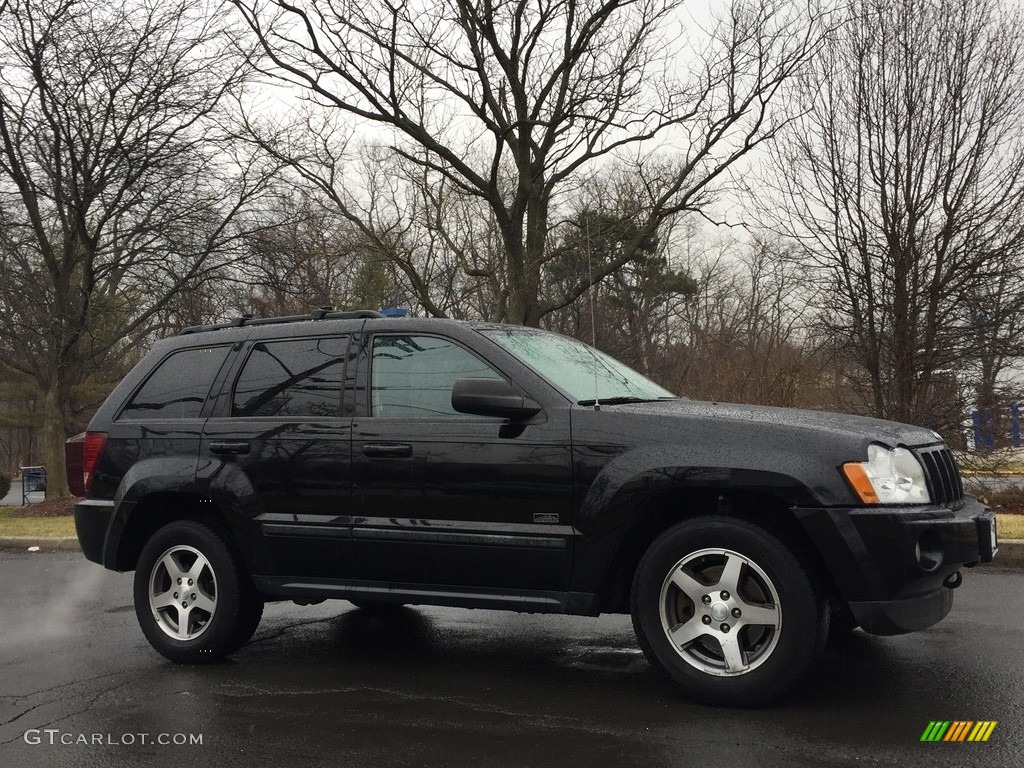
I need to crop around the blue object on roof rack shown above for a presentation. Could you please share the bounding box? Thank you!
[379,307,409,317]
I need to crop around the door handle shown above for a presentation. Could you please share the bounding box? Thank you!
[209,441,251,455]
[362,443,413,458]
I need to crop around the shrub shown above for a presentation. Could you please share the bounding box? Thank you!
[987,485,1024,513]
[966,483,1024,514]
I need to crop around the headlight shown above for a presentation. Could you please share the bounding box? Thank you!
[842,445,931,504]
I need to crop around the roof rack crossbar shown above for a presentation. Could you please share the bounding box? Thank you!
[178,308,385,335]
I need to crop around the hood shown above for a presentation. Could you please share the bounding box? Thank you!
[602,399,943,449]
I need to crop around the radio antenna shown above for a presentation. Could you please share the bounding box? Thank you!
[586,214,600,411]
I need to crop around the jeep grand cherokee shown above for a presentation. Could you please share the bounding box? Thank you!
[67,309,998,705]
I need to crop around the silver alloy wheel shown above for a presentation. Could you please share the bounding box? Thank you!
[658,547,782,677]
[148,545,218,641]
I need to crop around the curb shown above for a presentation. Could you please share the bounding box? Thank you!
[2,536,1024,570]
[0,536,81,552]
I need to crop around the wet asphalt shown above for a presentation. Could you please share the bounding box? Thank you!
[0,552,1021,768]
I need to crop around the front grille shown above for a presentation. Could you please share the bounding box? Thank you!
[916,446,964,506]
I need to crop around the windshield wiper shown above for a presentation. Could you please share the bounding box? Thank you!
[577,396,677,406]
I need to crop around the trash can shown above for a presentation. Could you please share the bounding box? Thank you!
[20,465,46,505]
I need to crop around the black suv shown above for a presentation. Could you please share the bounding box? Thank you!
[68,309,998,705]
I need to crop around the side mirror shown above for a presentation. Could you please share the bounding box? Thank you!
[451,378,542,420]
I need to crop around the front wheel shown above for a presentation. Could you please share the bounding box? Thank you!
[134,520,261,663]
[631,517,827,706]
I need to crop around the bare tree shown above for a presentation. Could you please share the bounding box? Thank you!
[961,264,1024,445]
[0,362,38,473]
[231,190,360,316]
[232,0,829,325]
[670,233,825,405]
[766,0,1024,430]
[0,0,276,495]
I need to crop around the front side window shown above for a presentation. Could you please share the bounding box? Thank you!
[120,346,230,420]
[233,337,351,418]
[371,335,501,417]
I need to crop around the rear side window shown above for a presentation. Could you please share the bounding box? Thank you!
[120,346,230,420]
[370,335,501,417]
[232,336,351,418]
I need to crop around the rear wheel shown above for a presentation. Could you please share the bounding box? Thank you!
[134,520,261,663]
[631,517,827,706]
[224,594,265,653]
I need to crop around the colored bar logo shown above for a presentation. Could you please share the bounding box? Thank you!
[920,721,997,742]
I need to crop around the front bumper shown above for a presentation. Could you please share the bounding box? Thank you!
[847,585,954,635]
[795,496,996,635]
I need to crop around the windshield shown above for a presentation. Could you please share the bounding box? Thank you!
[483,328,676,404]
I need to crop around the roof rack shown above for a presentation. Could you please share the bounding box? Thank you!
[179,307,385,336]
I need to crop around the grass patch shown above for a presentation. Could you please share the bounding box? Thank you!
[998,514,1024,541]
[0,507,76,538]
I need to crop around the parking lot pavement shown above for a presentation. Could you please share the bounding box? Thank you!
[0,553,1021,768]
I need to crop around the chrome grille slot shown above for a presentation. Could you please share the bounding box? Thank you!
[916,446,963,506]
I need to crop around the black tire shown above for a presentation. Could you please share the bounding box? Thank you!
[631,517,828,707]
[826,601,859,645]
[134,520,260,663]
[223,593,265,654]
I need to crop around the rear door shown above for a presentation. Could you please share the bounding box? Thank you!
[200,334,357,580]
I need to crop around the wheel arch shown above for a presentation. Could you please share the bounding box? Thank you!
[108,457,262,574]
[113,492,241,571]
[111,493,260,581]
[593,485,839,615]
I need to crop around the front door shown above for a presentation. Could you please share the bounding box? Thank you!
[349,333,574,593]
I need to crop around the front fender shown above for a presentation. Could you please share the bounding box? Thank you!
[570,444,829,594]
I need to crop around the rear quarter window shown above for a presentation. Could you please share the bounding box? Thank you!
[231,337,352,418]
[119,346,230,420]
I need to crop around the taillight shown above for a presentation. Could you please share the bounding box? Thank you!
[82,432,107,493]
[66,431,107,496]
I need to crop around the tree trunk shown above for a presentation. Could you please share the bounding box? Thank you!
[41,380,70,498]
